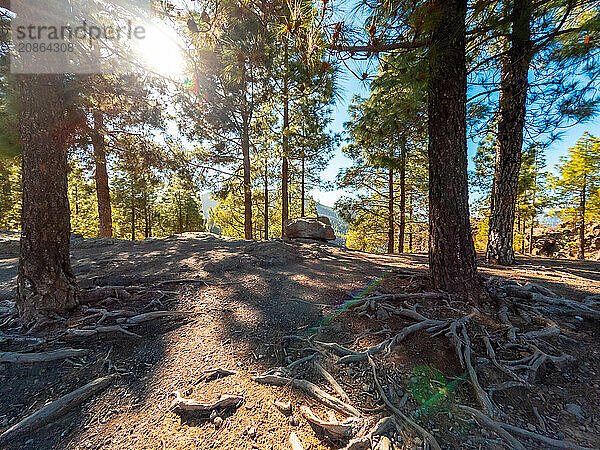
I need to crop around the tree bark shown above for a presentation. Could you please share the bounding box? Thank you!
[387,166,394,254]
[486,0,532,266]
[529,147,537,254]
[281,38,290,236]
[91,110,112,238]
[130,180,136,240]
[241,114,253,240]
[408,191,413,252]
[578,174,586,260]
[427,0,486,303]
[301,155,305,217]
[398,145,407,254]
[73,185,79,216]
[16,74,78,320]
[264,156,269,240]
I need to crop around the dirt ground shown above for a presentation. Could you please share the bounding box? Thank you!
[0,232,599,449]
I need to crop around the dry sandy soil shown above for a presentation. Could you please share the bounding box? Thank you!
[0,232,599,449]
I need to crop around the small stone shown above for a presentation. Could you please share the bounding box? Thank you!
[274,400,292,415]
[376,307,390,320]
[288,415,299,426]
[248,426,256,438]
[527,423,536,432]
[209,409,218,420]
[213,416,223,428]
[566,404,585,420]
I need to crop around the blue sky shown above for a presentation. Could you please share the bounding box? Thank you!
[311,68,600,207]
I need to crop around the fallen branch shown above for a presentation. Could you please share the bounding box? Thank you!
[0,375,116,444]
[169,391,243,415]
[0,348,88,364]
[252,374,361,417]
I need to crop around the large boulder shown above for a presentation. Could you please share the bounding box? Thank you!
[537,238,559,257]
[284,217,336,241]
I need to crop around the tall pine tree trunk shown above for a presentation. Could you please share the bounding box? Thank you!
[130,180,136,240]
[92,110,112,238]
[16,74,78,320]
[264,156,269,240]
[578,174,586,260]
[408,191,413,252]
[387,167,394,254]
[427,0,486,303]
[486,0,532,266]
[241,114,253,240]
[301,156,305,217]
[529,149,537,254]
[398,146,406,253]
[281,39,290,236]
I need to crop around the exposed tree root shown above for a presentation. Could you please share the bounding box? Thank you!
[274,400,292,415]
[343,416,395,450]
[252,374,361,417]
[455,405,525,449]
[289,431,305,450]
[155,278,208,287]
[456,405,593,450]
[499,421,593,450]
[123,310,193,325]
[314,360,351,403]
[458,326,495,416]
[256,278,596,449]
[62,325,142,339]
[0,348,88,363]
[336,319,444,364]
[169,391,244,415]
[196,367,237,383]
[0,375,116,445]
[300,405,362,441]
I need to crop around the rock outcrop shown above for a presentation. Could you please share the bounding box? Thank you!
[284,217,336,241]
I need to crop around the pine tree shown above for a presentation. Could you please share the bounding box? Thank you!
[554,133,600,259]
[16,73,79,319]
